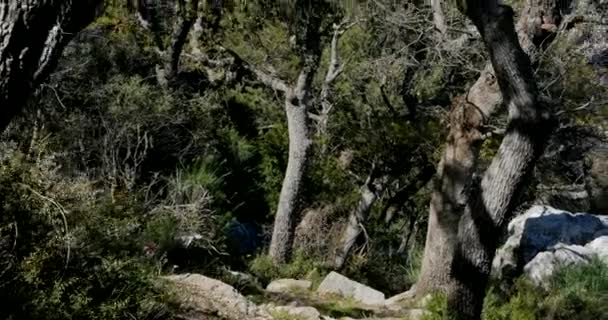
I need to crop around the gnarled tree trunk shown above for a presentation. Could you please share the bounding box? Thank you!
[414,0,564,301]
[0,0,102,131]
[445,3,549,318]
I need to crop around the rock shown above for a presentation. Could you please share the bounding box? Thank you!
[266,279,312,293]
[271,306,321,320]
[164,273,271,320]
[522,236,608,285]
[586,236,608,261]
[338,311,428,320]
[524,243,594,285]
[385,287,416,308]
[221,269,264,295]
[317,272,385,306]
[492,205,608,280]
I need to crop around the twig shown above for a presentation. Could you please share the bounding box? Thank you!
[20,183,71,269]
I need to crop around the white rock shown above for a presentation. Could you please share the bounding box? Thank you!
[317,272,385,306]
[585,236,608,262]
[164,273,271,320]
[492,205,608,279]
[524,243,594,285]
[266,278,312,293]
[272,306,321,320]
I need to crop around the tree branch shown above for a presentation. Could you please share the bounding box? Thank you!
[216,46,289,93]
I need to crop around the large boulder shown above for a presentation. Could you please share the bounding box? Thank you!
[492,206,608,280]
[266,278,312,293]
[524,236,608,285]
[164,273,271,320]
[317,272,385,306]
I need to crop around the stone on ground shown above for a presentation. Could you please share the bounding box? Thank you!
[272,305,321,320]
[164,273,271,320]
[266,278,312,293]
[317,271,385,306]
[524,235,608,285]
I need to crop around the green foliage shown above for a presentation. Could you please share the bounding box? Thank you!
[419,261,608,320]
[421,293,448,320]
[482,259,608,320]
[0,148,177,320]
[249,251,328,285]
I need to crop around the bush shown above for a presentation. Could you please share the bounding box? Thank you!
[482,259,608,320]
[0,146,180,319]
[249,250,328,286]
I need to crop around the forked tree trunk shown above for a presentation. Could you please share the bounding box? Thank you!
[414,0,564,300]
[0,0,102,131]
[446,3,548,318]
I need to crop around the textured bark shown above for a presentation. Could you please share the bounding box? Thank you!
[416,95,489,296]
[414,0,564,299]
[268,0,334,264]
[155,0,200,87]
[269,76,315,264]
[0,0,102,131]
[446,4,548,317]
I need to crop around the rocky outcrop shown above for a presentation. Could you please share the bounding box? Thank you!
[492,206,608,281]
[523,236,608,285]
[164,273,271,320]
[317,272,385,306]
[266,279,312,293]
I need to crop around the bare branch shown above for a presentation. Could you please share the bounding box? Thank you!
[317,20,357,136]
[217,47,289,93]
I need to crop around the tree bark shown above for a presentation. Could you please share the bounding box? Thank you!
[416,95,489,296]
[445,3,548,318]
[155,0,200,87]
[431,0,447,35]
[414,0,564,300]
[0,0,102,131]
[269,68,317,264]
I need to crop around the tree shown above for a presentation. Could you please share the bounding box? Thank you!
[0,0,102,131]
[414,0,558,318]
[236,0,338,264]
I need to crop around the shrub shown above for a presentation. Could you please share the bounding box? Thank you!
[482,259,608,320]
[249,250,327,286]
[0,146,179,320]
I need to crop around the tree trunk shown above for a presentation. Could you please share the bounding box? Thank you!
[431,0,447,34]
[333,170,378,269]
[0,0,102,131]
[269,86,314,264]
[415,95,489,296]
[414,0,564,300]
[155,0,199,87]
[446,3,548,318]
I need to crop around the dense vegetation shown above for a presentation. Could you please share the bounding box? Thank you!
[0,0,606,319]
